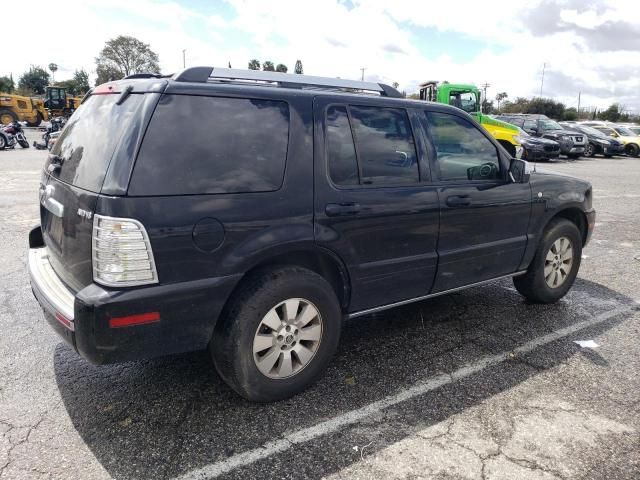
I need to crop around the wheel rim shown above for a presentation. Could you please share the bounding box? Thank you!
[586,144,594,156]
[0,113,14,125]
[253,298,323,379]
[0,136,5,148]
[544,236,574,288]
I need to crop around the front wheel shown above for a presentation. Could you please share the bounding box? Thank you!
[584,143,596,157]
[211,266,341,402]
[514,218,582,303]
[0,134,6,150]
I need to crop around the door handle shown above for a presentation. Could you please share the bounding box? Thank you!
[325,203,361,217]
[446,195,471,207]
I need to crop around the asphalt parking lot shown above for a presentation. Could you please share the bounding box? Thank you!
[1,131,639,480]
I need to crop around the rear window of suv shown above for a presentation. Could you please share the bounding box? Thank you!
[48,93,146,192]
[129,95,290,196]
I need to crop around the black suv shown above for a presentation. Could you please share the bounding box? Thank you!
[495,114,586,158]
[559,122,625,157]
[29,68,595,402]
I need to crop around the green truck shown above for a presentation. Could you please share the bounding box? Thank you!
[419,81,523,158]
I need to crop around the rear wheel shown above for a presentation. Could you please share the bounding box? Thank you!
[0,109,18,125]
[514,218,582,303]
[211,266,341,402]
[0,134,6,149]
[624,143,639,157]
[26,112,43,127]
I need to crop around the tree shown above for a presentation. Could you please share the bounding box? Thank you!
[481,99,494,114]
[18,66,50,95]
[95,64,123,86]
[563,107,578,121]
[294,60,303,74]
[275,63,288,73]
[392,82,400,89]
[48,63,58,82]
[248,59,260,70]
[0,75,15,93]
[263,61,275,71]
[95,35,160,85]
[72,69,90,94]
[495,92,508,112]
[598,104,621,122]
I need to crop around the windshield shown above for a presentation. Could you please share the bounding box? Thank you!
[539,119,563,131]
[574,125,608,138]
[615,126,635,136]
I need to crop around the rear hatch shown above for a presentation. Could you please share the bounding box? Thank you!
[40,89,158,292]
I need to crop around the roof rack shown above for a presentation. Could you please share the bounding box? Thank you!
[172,66,403,98]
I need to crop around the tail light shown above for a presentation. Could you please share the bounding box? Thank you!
[92,214,158,287]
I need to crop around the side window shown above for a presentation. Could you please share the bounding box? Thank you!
[524,119,537,131]
[427,111,501,182]
[326,106,359,186]
[130,95,289,195]
[349,106,418,185]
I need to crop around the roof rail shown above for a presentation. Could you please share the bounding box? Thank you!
[123,73,168,79]
[172,66,403,98]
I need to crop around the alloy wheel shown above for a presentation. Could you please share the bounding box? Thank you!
[544,236,574,288]
[253,298,323,379]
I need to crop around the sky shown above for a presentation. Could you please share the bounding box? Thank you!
[2,0,639,113]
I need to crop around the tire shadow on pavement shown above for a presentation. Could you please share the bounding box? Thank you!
[54,278,637,480]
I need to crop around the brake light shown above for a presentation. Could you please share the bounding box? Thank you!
[92,214,159,287]
[109,312,160,328]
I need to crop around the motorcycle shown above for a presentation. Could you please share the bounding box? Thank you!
[0,129,16,150]
[34,117,66,150]
[2,122,29,148]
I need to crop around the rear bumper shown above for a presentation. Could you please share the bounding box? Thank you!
[28,227,241,364]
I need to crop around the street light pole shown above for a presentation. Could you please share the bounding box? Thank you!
[182,49,186,69]
[360,67,366,81]
[539,62,546,97]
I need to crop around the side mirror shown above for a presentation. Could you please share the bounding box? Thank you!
[610,132,618,137]
[509,158,531,183]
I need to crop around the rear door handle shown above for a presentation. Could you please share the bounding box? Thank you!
[325,203,361,217]
[446,195,471,207]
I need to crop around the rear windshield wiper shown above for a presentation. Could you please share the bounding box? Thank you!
[116,85,134,105]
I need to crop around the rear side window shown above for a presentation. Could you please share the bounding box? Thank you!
[326,106,359,186]
[129,95,289,195]
[49,93,146,192]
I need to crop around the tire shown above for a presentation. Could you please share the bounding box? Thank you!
[26,112,43,127]
[0,134,6,150]
[513,218,582,304]
[568,153,581,160]
[624,143,639,157]
[211,266,341,402]
[584,143,595,157]
[18,139,29,148]
[0,108,18,125]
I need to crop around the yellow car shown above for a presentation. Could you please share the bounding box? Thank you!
[583,123,640,157]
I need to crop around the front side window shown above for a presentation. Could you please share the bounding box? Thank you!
[427,111,501,182]
[449,91,478,114]
[349,105,418,185]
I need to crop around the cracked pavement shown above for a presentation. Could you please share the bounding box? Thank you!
[1,132,639,479]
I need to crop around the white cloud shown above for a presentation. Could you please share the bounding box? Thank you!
[1,0,638,112]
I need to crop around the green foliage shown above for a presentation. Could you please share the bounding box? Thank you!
[294,60,303,74]
[495,92,508,111]
[263,61,275,71]
[275,64,288,73]
[0,75,15,93]
[54,69,90,96]
[95,35,159,86]
[563,107,578,121]
[482,99,494,114]
[501,97,566,119]
[597,104,621,122]
[248,59,260,70]
[18,66,50,94]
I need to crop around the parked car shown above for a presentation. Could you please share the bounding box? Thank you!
[560,122,625,157]
[495,114,586,158]
[581,122,640,157]
[513,126,561,161]
[28,67,596,402]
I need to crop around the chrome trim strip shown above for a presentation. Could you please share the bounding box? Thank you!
[347,271,527,319]
[28,247,75,322]
[43,197,64,218]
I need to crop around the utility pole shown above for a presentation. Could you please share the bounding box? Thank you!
[539,62,546,97]
[182,49,186,69]
[480,82,491,113]
[360,67,366,81]
[577,92,581,116]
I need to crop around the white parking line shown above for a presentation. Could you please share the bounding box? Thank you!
[173,305,633,480]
